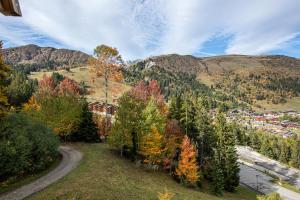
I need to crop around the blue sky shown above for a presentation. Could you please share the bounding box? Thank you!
[1,0,300,60]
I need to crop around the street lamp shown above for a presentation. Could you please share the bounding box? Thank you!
[256,174,259,190]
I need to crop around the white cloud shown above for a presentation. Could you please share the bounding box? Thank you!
[0,0,300,59]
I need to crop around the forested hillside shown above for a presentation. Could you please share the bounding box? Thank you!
[130,54,300,109]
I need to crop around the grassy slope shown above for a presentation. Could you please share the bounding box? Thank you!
[29,143,257,200]
[29,66,131,103]
[253,97,300,112]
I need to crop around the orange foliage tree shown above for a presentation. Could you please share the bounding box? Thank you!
[93,114,112,140]
[23,96,40,111]
[176,135,200,185]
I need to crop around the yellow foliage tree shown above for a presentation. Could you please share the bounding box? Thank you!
[140,126,164,165]
[0,41,10,118]
[257,193,282,200]
[89,45,124,137]
[23,96,40,111]
[176,135,200,185]
[158,188,174,200]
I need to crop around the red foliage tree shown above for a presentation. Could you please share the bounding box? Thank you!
[130,80,149,101]
[59,77,82,96]
[37,74,56,98]
[130,80,167,113]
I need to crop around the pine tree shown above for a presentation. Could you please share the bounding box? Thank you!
[179,94,197,137]
[176,135,200,185]
[71,101,99,142]
[210,149,224,196]
[0,41,10,118]
[195,100,215,168]
[291,139,300,168]
[279,140,290,164]
[215,112,240,192]
[168,94,182,121]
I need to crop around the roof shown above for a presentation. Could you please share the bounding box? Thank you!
[0,0,22,16]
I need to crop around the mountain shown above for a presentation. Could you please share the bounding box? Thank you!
[2,44,90,73]
[3,44,300,110]
[146,54,300,75]
[128,54,300,110]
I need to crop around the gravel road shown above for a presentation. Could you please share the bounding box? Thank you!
[0,145,82,200]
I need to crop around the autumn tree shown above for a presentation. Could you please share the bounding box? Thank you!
[0,41,10,118]
[23,96,40,111]
[142,97,166,135]
[176,135,200,185]
[93,114,112,140]
[89,44,124,136]
[109,93,144,156]
[140,127,164,165]
[164,119,184,159]
[158,188,174,200]
[36,74,56,98]
[59,77,82,96]
[257,193,282,200]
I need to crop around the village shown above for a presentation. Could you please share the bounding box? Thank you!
[227,109,300,138]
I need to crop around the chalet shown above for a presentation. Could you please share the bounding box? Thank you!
[0,0,21,16]
[88,101,117,116]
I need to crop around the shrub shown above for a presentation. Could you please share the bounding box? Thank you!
[0,113,59,181]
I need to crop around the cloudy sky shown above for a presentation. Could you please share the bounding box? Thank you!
[1,0,300,60]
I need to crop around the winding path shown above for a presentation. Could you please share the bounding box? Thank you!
[0,146,82,200]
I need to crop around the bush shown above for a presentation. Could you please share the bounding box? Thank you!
[0,113,59,181]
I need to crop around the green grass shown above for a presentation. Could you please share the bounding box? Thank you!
[29,143,257,200]
[254,97,300,112]
[0,155,61,195]
[271,178,300,194]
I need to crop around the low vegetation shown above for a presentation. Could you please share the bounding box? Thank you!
[29,143,257,200]
[0,113,59,182]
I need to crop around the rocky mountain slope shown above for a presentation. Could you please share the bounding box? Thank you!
[2,44,90,72]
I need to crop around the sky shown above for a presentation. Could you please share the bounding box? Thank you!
[1,0,300,60]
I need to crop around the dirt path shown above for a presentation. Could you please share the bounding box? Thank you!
[0,145,83,200]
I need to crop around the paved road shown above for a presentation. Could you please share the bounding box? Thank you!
[0,146,82,200]
[238,146,300,189]
[240,163,300,200]
[238,146,300,200]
